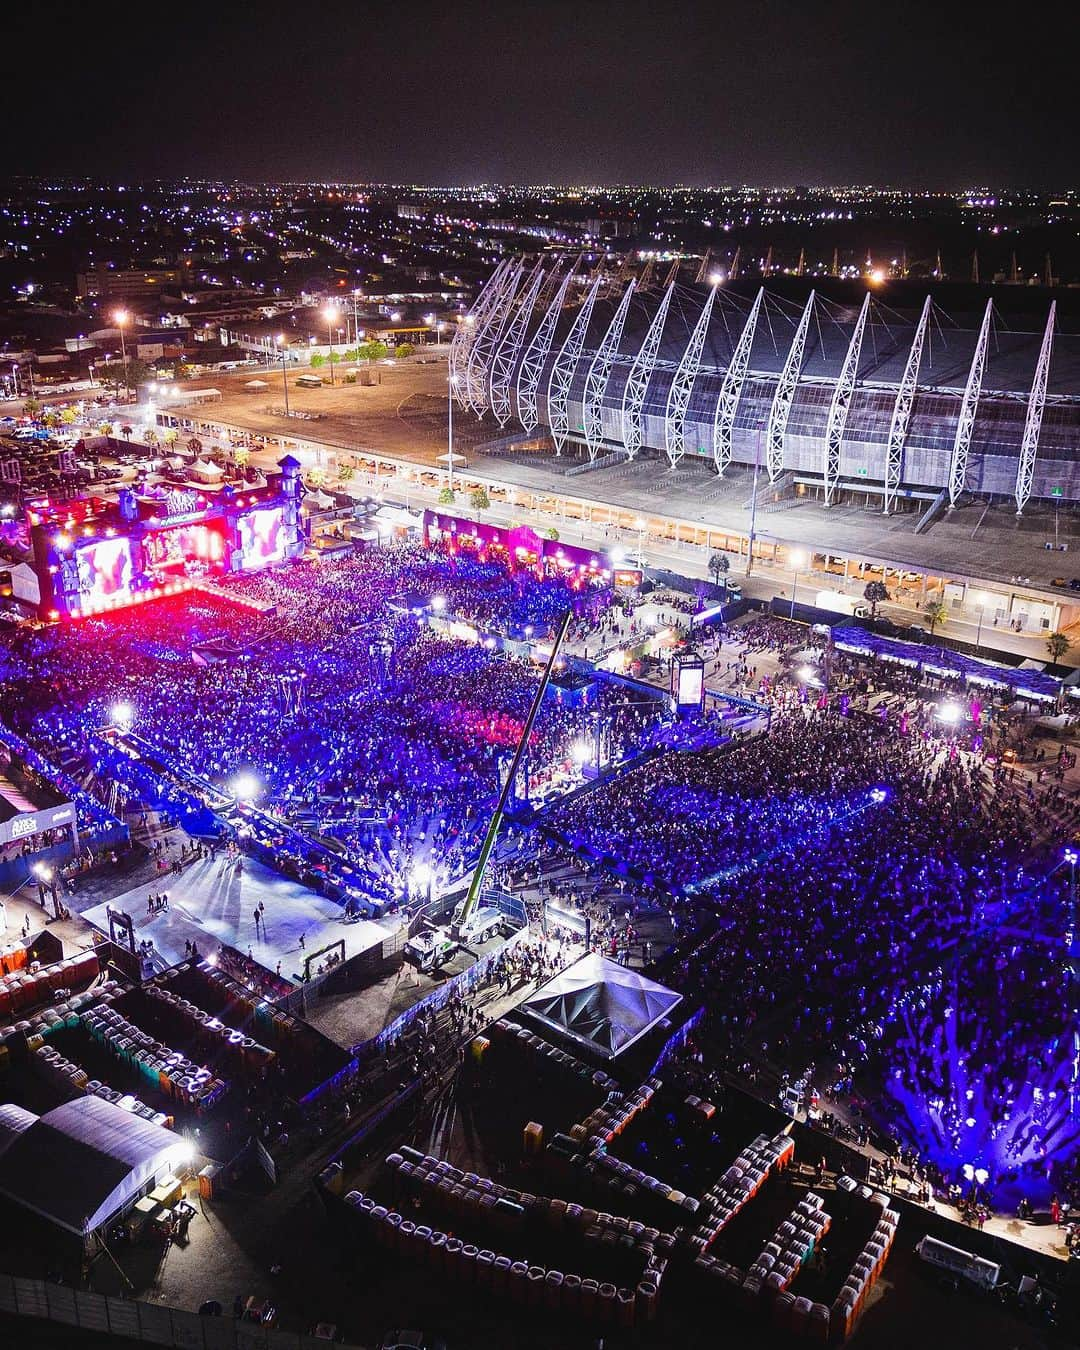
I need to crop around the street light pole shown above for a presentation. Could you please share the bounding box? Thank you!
[276,336,290,418]
[447,372,455,494]
[324,306,339,387]
[115,310,129,401]
[789,550,806,620]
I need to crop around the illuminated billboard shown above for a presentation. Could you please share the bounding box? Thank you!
[676,663,704,711]
[237,506,287,570]
[77,536,134,605]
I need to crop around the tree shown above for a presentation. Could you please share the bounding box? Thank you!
[357,340,389,363]
[438,486,456,506]
[1046,631,1073,665]
[470,486,490,514]
[341,348,359,363]
[328,350,341,364]
[923,599,948,636]
[42,410,60,431]
[99,358,153,391]
[309,353,326,369]
[23,398,41,420]
[234,446,250,467]
[546,527,559,541]
[708,551,730,587]
[187,436,202,455]
[863,580,889,619]
[97,422,113,437]
[60,407,77,425]
[162,428,179,447]
[120,424,133,440]
[143,428,158,446]
[395,343,415,358]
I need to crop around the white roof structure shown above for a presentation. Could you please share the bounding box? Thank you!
[0,1096,190,1236]
[190,457,224,481]
[520,953,682,1059]
[243,378,270,390]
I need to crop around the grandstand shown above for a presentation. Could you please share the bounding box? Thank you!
[452,258,1079,517]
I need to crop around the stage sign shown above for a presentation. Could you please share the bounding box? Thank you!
[164,489,201,517]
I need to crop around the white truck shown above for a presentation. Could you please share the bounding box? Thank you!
[814,589,870,619]
[402,903,507,973]
[914,1235,1000,1289]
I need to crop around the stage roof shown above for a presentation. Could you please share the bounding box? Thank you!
[520,953,682,1059]
[0,1096,188,1236]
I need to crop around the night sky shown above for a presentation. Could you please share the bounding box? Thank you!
[6,0,1074,187]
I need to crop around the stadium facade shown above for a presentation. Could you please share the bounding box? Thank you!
[450,258,1079,515]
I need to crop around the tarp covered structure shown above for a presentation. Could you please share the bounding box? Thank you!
[520,953,682,1059]
[0,1096,189,1236]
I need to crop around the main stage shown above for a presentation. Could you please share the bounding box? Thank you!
[80,852,403,982]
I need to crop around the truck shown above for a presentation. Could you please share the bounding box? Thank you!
[914,1235,1000,1289]
[814,589,870,619]
[402,903,508,974]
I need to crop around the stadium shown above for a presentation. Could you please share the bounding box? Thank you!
[452,258,1079,517]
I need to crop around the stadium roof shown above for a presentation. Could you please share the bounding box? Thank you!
[0,1096,190,1236]
[562,286,1080,400]
[520,953,682,1059]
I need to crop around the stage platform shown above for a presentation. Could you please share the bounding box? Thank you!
[78,852,403,983]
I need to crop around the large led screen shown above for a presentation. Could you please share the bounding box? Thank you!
[77,536,134,604]
[237,506,287,570]
[144,520,226,575]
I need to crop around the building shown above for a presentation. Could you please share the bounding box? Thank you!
[76,268,183,305]
[452,260,1078,516]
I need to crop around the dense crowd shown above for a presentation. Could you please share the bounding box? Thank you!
[0,544,661,909]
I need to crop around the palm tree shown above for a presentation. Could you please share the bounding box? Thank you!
[863,580,889,619]
[1046,630,1072,664]
[708,551,730,588]
[923,599,948,637]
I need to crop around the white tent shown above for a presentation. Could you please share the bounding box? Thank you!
[243,378,270,391]
[520,953,682,1059]
[190,458,224,482]
[0,1096,190,1236]
[436,450,468,468]
[303,489,337,511]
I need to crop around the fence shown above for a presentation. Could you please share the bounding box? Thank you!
[0,1273,363,1350]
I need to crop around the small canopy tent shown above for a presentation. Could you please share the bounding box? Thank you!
[190,458,224,483]
[520,953,682,1059]
[0,1095,191,1237]
[243,378,270,391]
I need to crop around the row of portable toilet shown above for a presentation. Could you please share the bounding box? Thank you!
[0,938,30,978]
[492,1020,619,1092]
[0,951,99,1019]
[750,1192,832,1291]
[159,962,290,1038]
[570,1078,660,1146]
[343,1189,652,1326]
[0,983,122,1065]
[31,1043,171,1126]
[583,1144,699,1221]
[831,1202,899,1340]
[80,1005,228,1110]
[144,984,276,1073]
[694,1131,796,1250]
[385,1148,678,1264]
[692,1248,831,1344]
